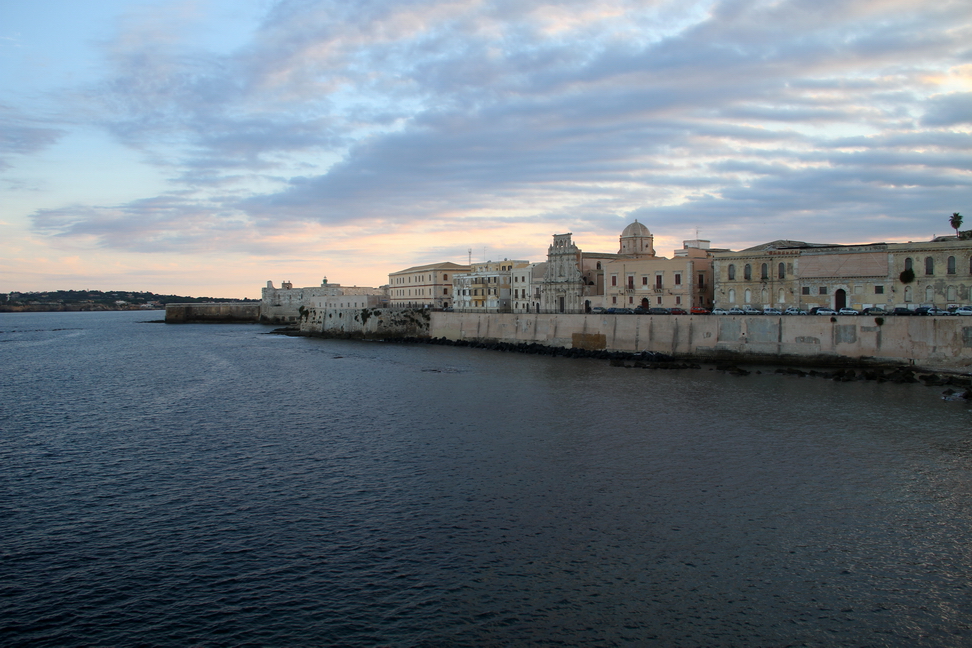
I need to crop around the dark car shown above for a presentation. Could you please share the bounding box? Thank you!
[891,307,913,316]
[669,307,688,315]
[648,307,671,315]
[632,307,648,314]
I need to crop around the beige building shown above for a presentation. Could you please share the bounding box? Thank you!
[599,222,716,311]
[453,259,530,312]
[512,262,546,313]
[388,262,470,309]
[712,237,972,311]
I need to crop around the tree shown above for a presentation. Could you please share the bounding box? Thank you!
[950,212,963,237]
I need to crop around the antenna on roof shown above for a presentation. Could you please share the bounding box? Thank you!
[468,248,472,265]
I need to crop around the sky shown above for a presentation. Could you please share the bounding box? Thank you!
[1,0,970,298]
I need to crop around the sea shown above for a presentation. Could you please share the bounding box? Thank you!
[2,310,971,647]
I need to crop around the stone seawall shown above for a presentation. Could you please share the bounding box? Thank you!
[430,312,972,371]
[165,303,261,323]
[298,307,431,338]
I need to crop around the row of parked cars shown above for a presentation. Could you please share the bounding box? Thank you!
[593,305,972,316]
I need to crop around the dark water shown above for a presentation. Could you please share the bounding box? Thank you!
[2,311,972,647]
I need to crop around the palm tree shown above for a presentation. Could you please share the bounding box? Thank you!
[950,212,963,237]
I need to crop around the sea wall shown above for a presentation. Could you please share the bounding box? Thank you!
[298,307,431,338]
[429,312,972,370]
[165,303,261,323]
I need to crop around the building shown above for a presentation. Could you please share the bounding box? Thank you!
[711,237,972,311]
[261,277,385,323]
[512,262,546,313]
[452,259,530,312]
[388,262,470,309]
[598,221,717,311]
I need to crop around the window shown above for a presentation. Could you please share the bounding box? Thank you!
[778,262,785,279]
[729,289,736,303]
[925,257,934,275]
[819,287,828,295]
[875,285,884,294]
[642,276,648,286]
[948,256,956,274]
[443,288,448,295]
[728,264,736,280]
[802,286,810,295]
[676,296,681,305]
[612,296,617,304]
[655,275,663,289]
[674,273,682,285]
[905,257,913,271]
[744,264,752,280]
[745,289,752,303]
[443,274,448,280]
[926,285,934,301]
[657,296,662,305]
[699,273,704,289]
[948,285,957,301]
[627,275,634,289]
[611,275,617,286]
[760,263,768,280]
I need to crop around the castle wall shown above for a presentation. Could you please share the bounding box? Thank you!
[165,303,261,323]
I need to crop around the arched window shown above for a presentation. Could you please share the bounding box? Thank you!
[905,258,913,271]
[947,256,955,274]
[744,264,752,280]
[904,285,913,302]
[761,263,768,280]
[596,262,601,270]
[925,257,934,275]
[728,289,736,304]
[778,288,785,304]
[728,264,736,280]
[926,285,934,302]
[947,286,957,301]
[778,262,785,279]
[745,289,752,303]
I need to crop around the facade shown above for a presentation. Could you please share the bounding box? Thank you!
[452,259,530,312]
[512,262,546,313]
[540,234,586,313]
[261,277,385,323]
[601,240,715,310]
[388,262,470,309]
[712,238,972,311]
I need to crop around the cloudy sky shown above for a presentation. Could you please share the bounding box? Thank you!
[2,0,970,297]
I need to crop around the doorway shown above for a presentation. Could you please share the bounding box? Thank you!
[835,288,847,310]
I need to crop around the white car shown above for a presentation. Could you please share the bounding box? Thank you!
[762,307,783,315]
[784,307,809,315]
[711,308,731,315]
[838,308,859,316]
[955,306,972,316]
[742,306,763,315]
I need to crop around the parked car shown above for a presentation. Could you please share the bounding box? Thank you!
[742,306,762,315]
[616,308,634,314]
[783,307,808,315]
[632,307,648,314]
[711,308,730,315]
[669,307,688,315]
[728,307,746,315]
[690,306,711,315]
[812,307,838,315]
[762,307,782,315]
[648,307,671,315]
[954,306,972,316]
[891,307,914,316]
[838,308,859,316]
[925,307,951,316]
[913,305,933,316]
[862,307,886,316]
[591,306,606,314]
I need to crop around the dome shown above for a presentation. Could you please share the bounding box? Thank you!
[621,220,651,238]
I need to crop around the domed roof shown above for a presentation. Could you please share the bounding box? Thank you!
[621,220,651,238]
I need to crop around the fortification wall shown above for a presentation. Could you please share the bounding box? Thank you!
[430,312,972,370]
[165,303,261,323]
[299,307,431,338]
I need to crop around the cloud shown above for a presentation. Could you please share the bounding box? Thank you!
[18,0,972,257]
[0,105,65,170]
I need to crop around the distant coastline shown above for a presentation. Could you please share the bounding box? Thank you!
[1,290,255,313]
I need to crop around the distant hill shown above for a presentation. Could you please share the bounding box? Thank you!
[0,290,258,312]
